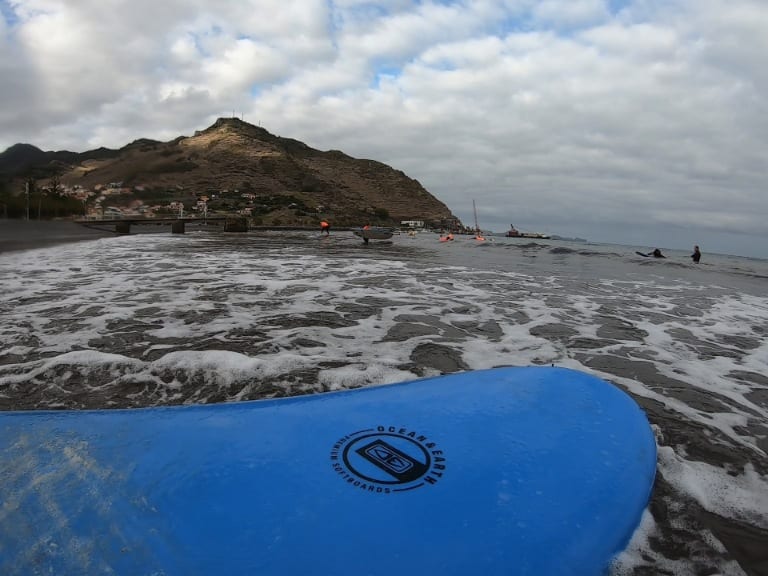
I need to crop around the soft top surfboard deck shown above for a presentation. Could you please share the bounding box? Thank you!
[0,367,656,576]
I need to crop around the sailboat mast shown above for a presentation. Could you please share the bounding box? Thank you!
[472,199,486,241]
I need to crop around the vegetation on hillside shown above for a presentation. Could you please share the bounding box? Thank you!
[0,117,460,228]
[0,178,85,219]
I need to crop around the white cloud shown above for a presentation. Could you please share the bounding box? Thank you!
[532,0,609,28]
[1,0,767,256]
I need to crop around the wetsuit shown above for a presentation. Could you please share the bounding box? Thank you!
[691,249,701,263]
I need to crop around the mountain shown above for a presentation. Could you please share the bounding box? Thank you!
[0,144,55,175]
[0,118,458,226]
[0,143,120,177]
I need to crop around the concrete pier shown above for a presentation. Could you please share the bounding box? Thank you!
[224,217,248,232]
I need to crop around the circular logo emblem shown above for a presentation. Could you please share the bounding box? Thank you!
[330,426,446,494]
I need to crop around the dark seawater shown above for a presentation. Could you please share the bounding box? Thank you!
[1,228,767,575]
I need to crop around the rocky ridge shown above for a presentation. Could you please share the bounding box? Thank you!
[0,118,459,226]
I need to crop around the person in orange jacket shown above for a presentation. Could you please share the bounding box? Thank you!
[320,220,330,236]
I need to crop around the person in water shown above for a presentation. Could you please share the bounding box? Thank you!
[320,220,330,236]
[652,248,665,258]
[691,245,701,263]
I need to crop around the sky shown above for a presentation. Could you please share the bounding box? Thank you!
[1,0,767,258]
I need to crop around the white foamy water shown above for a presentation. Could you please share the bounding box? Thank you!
[1,229,767,575]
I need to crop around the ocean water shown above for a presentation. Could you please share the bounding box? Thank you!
[1,229,767,575]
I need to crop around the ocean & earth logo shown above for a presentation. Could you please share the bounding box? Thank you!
[330,426,446,494]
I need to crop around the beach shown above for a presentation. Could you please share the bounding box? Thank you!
[0,229,766,575]
[0,219,114,253]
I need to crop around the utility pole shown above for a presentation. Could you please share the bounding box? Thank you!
[25,181,30,220]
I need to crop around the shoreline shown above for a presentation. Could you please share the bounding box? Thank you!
[0,219,115,254]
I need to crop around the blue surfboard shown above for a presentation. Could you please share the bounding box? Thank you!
[0,367,656,575]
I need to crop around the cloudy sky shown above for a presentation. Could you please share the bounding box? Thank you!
[1,0,767,257]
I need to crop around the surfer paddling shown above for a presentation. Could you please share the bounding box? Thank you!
[636,248,666,258]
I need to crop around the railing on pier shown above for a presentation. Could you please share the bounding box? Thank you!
[75,216,243,235]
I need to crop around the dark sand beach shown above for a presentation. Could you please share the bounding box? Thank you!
[0,219,114,253]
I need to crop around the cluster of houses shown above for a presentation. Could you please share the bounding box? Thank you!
[49,181,156,219]
[49,181,211,219]
[51,181,309,220]
[48,181,453,227]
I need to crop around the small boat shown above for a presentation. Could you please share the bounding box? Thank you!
[352,226,394,243]
[506,224,550,239]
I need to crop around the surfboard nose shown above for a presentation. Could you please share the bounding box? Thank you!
[0,366,655,576]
